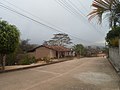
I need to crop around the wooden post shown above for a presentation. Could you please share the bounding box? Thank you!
[119,39,120,55]
[58,51,59,59]
[3,55,6,70]
[0,55,2,70]
[0,54,5,70]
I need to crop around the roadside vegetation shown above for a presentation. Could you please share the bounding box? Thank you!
[106,26,120,47]
[73,44,85,58]
[0,19,20,70]
[88,0,120,47]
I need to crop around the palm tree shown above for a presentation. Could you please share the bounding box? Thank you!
[88,0,120,28]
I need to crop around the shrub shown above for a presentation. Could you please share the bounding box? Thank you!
[6,53,17,66]
[29,56,36,64]
[43,57,51,63]
[18,55,36,65]
[106,26,120,47]
[19,58,30,65]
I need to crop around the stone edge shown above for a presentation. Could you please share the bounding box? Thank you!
[0,59,73,74]
[108,58,120,77]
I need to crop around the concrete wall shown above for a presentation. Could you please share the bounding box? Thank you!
[28,47,73,59]
[35,47,56,59]
[109,39,120,70]
[50,50,56,58]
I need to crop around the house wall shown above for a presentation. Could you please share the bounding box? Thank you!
[50,50,56,58]
[28,46,73,59]
[28,52,35,57]
[35,47,56,59]
[109,39,120,71]
[65,52,68,56]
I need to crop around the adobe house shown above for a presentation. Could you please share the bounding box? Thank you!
[28,45,73,59]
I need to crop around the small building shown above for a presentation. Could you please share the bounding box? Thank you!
[28,45,72,59]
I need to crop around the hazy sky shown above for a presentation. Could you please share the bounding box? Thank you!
[0,0,109,46]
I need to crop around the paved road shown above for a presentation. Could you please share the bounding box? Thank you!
[0,57,120,90]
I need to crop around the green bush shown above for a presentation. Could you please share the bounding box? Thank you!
[29,56,36,64]
[106,26,120,47]
[43,57,51,63]
[18,55,36,65]
[6,53,17,66]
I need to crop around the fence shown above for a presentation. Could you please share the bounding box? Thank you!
[109,39,120,71]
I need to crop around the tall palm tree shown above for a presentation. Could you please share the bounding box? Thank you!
[88,0,120,28]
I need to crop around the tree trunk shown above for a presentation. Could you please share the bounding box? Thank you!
[3,55,6,70]
[57,51,60,59]
[0,54,6,71]
[0,54,2,70]
[77,54,80,59]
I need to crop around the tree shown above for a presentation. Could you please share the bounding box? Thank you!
[4,39,37,66]
[0,20,20,70]
[20,39,37,52]
[88,0,120,28]
[73,44,85,57]
[106,26,120,47]
[43,33,72,46]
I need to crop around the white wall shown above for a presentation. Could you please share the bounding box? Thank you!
[109,39,120,71]
[109,48,120,69]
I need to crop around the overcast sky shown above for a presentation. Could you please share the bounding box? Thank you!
[0,0,109,46]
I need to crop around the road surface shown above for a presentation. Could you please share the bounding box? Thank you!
[0,57,120,90]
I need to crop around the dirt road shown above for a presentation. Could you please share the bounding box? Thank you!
[0,57,119,90]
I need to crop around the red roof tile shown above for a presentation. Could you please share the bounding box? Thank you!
[28,45,71,52]
[43,45,70,52]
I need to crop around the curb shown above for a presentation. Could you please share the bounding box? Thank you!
[108,58,120,72]
[0,59,73,74]
[107,58,120,77]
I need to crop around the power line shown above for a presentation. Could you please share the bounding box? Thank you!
[58,0,85,20]
[55,0,106,46]
[0,2,92,43]
[76,0,106,33]
[0,3,61,33]
[55,0,80,19]
[56,0,104,36]
[67,0,86,16]
[55,0,95,43]
[56,0,103,36]
[56,0,100,38]
[0,1,92,43]
[77,0,89,13]
[66,0,105,36]
[3,0,105,45]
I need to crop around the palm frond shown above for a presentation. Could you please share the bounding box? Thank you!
[88,0,120,27]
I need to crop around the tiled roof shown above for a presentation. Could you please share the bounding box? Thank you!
[43,45,71,52]
[28,45,71,52]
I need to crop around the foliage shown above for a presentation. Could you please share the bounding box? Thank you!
[20,39,37,52]
[43,57,51,63]
[43,33,72,46]
[88,0,120,28]
[106,26,120,47]
[73,44,85,56]
[18,55,36,65]
[5,47,23,66]
[102,47,109,54]
[1,39,38,66]
[0,19,20,70]
[0,20,20,54]
[5,52,17,66]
